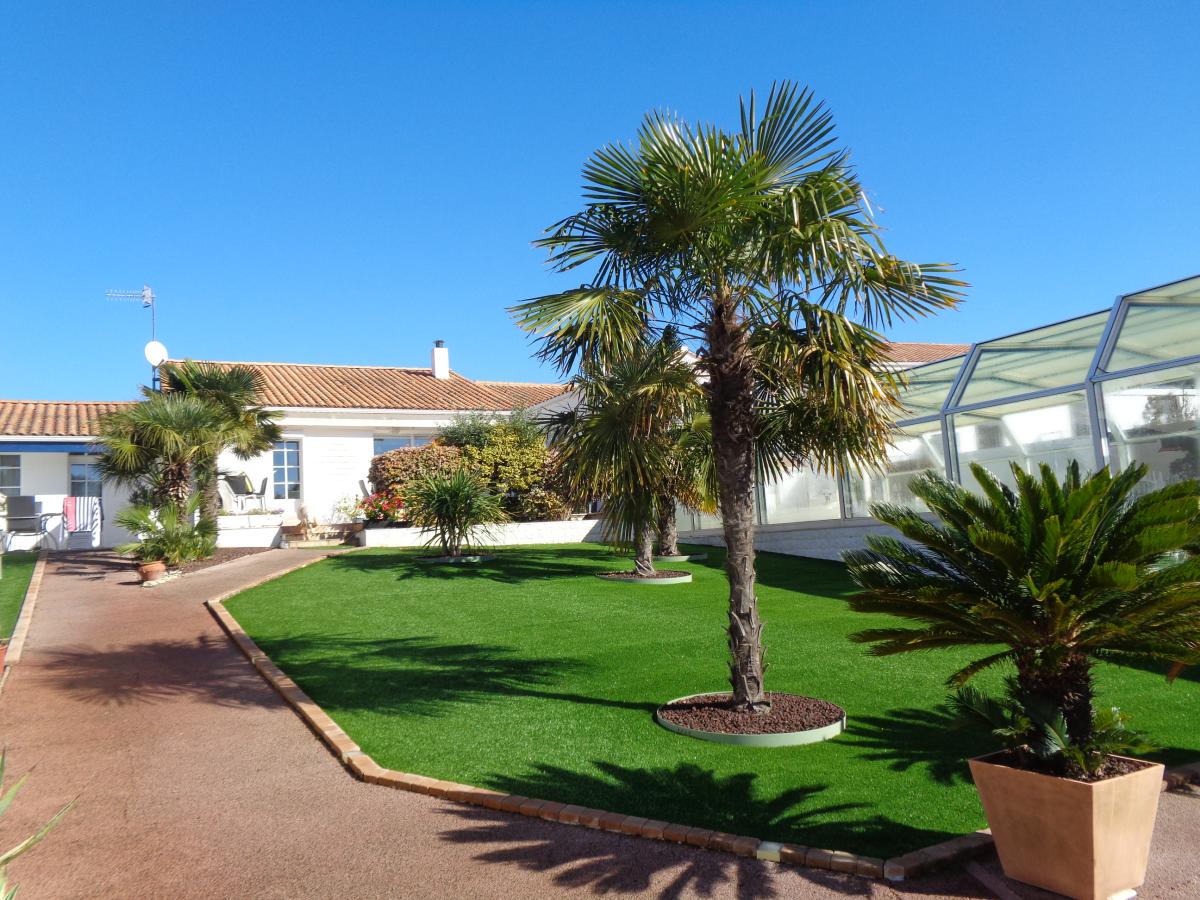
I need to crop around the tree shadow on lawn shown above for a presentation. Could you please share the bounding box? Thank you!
[324,546,615,585]
[36,636,285,708]
[254,632,658,718]
[841,706,989,787]
[437,762,960,897]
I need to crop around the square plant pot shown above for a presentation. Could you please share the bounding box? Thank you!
[968,752,1164,900]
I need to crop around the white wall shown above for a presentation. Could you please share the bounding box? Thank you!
[360,518,605,548]
[678,516,909,562]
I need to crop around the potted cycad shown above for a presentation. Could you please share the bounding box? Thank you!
[116,495,218,582]
[844,461,1200,900]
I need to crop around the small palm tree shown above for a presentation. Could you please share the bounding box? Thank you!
[844,461,1200,753]
[159,361,281,523]
[545,333,707,576]
[405,468,506,558]
[96,393,224,513]
[114,494,217,567]
[513,83,963,710]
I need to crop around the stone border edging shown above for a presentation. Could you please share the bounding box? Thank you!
[655,695,847,747]
[205,556,1200,885]
[595,571,693,585]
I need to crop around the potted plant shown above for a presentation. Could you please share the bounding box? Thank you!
[115,495,218,582]
[844,461,1200,900]
[404,467,506,560]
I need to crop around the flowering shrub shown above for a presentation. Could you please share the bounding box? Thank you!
[368,444,462,493]
[356,491,406,525]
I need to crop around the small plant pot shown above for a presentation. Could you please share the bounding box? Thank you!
[136,560,168,583]
[968,752,1164,900]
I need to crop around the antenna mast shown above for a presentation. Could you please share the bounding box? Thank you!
[106,284,166,388]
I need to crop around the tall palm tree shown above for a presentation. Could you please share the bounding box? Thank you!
[545,333,707,576]
[513,83,964,710]
[159,360,282,523]
[844,461,1200,746]
[96,393,224,512]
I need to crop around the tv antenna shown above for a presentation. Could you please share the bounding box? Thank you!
[107,284,168,389]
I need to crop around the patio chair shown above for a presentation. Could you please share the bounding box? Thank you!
[218,478,242,513]
[224,474,267,511]
[1,496,59,550]
[62,496,103,550]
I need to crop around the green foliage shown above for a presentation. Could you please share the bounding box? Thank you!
[404,468,507,557]
[0,749,74,898]
[115,495,218,566]
[438,409,545,450]
[368,444,462,495]
[846,460,1200,760]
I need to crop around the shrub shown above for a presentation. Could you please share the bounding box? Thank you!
[405,468,507,557]
[355,491,406,525]
[368,444,461,493]
[844,460,1200,777]
[460,424,569,522]
[114,495,218,567]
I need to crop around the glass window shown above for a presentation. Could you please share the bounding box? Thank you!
[1105,302,1200,373]
[0,455,19,497]
[1100,363,1200,492]
[761,468,841,524]
[849,419,945,515]
[897,356,966,419]
[272,440,301,500]
[957,312,1109,406]
[69,459,102,497]
[952,391,1096,490]
[373,435,434,455]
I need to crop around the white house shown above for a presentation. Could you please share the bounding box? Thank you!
[0,342,564,550]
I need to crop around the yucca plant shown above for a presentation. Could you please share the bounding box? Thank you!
[115,494,217,567]
[845,460,1200,775]
[0,750,74,898]
[405,468,506,557]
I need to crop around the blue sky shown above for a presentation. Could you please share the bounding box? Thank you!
[2,1,1197,400]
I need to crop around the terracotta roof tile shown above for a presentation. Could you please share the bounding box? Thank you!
[0,401,132,437]
[475,381,568,407]
[173,360,550,411]
[882,342,971,364]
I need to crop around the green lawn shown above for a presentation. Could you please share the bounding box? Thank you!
[224,544,1200,858]
[0,552,37,641]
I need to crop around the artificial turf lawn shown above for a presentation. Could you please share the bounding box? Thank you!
[224,544,1200,858]
[0,551,37,641]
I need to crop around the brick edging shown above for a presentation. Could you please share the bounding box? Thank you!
[205,587,1200,884]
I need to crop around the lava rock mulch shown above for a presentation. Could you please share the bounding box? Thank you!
[598,569,690,580]
[176,548,272,576]
[658,692,845,734]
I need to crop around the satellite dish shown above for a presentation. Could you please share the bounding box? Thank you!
[144,340,169,367]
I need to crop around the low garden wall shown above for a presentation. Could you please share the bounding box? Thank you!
[217,514,283,549]
[358,518,605,548]
[678,516,908,562]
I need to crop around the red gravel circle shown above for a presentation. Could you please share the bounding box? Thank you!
[657,692,845,735]
[598,570,690,580]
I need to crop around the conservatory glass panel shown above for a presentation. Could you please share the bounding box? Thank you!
[1105,301,1200,373]
[761,467,841,524]
[1100,362,1200,493]
[848,419,944,515]
[896,355,966,419]
[957,312,1108,406]
[952,391,1095,490]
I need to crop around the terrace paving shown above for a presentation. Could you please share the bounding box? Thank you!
[0,549,1194,899]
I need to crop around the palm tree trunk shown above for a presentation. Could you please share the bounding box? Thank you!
[633,518,656,576]
[656,495,680,557]
[161,461,192,514]
[197,458,220,525]
[707,292,768,713]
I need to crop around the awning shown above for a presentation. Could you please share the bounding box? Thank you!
[0,441,96,453]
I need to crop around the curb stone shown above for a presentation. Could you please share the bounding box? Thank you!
[205,565,1200,885]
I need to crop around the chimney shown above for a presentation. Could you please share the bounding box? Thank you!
[431,339,450,379]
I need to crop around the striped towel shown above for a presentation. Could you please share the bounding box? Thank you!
[63,497,102,534]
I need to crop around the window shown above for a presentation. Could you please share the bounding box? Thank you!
[849,419,945,514]
[69,459,102,497]
[0,455,19,497]
[1100,363,1200,493]
[272,440,301,500]
[373,435,433,455]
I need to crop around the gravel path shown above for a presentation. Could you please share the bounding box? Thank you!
[0,549,1194,899]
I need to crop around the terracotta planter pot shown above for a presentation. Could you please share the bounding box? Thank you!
[136,560,167,583]
[969,752,1164,900]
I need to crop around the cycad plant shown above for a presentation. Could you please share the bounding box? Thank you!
[513,83,963,709]
[405,468,506,558]
[159,361,282,524]
[115,494,217,567]
[0,750,74,899]
[845,461,1200,774]
[544,332,708,576]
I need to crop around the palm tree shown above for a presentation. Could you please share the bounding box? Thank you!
[545,333,707,576]
[405,468,507,557]
[844,461,1200,747]
[158,360,282,523]
[96,393,224,512]
[512,83,964,710]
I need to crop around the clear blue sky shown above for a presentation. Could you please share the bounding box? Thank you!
[2,1,1197,401]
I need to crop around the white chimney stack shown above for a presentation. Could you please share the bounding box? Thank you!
[431,339,450,379]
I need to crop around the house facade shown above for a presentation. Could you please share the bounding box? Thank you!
[0,343,564,550]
